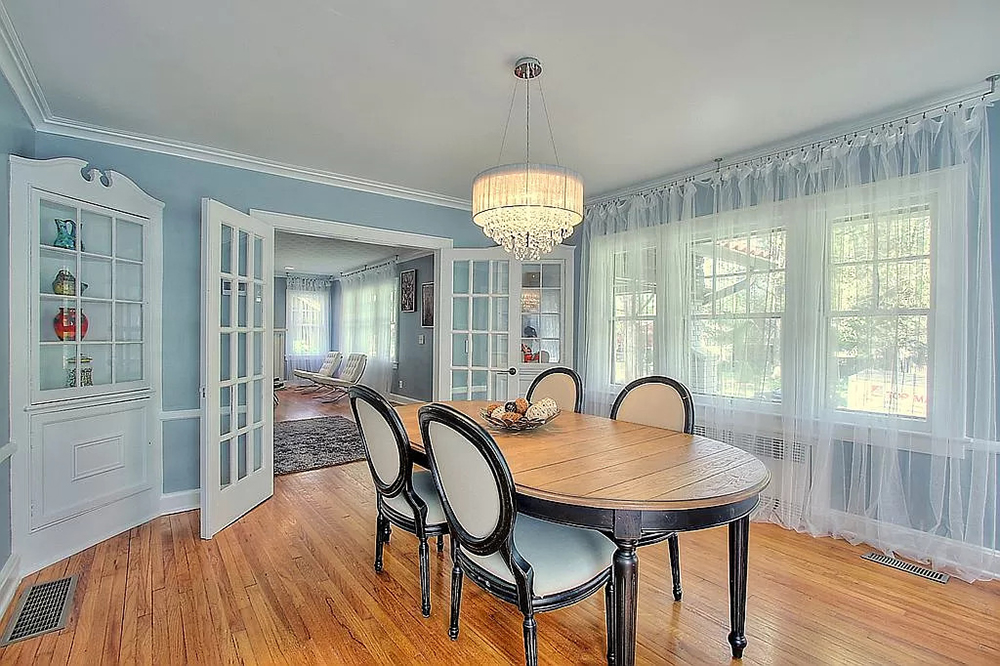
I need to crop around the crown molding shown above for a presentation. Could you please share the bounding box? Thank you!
[588,77,998,205]
[0,1,471,211]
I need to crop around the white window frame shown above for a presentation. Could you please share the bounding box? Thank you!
[592,166,968,447]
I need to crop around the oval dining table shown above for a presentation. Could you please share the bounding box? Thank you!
[394,400,770,666]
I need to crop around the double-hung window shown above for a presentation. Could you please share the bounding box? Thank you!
[689,225,785,403]
[594,168,965,441]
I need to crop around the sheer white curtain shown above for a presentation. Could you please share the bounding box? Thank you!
[581,104,998,581]
[339,263,397,394]
[285,275,332,375]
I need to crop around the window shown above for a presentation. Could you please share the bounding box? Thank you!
[690,227,784,401]
[593,171,959,431]
[287,291,329,356]
[827,207,931,418]
[611,247,656,385]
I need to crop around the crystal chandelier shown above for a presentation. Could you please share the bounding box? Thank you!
[472,57,584,260]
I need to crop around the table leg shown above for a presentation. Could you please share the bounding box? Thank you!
[612,539,639,666]
[728,515,750,659]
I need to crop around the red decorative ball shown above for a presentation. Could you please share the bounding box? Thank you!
[53,307,88,341]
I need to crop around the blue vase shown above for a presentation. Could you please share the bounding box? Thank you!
[53,219,83,251]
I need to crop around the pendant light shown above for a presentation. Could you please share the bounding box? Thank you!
[472,57,584,260]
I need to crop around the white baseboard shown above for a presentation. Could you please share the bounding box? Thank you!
[0,554,22,619]
[388,393,424,405]
[160,489,200,515]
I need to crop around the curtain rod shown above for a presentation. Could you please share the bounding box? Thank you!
[339,255,399,278]
[588,74,999,207]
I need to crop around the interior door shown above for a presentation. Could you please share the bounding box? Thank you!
[200,199,274,539]
[439,249,521,402]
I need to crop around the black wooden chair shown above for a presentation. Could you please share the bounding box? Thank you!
[418,403,616,666]
[525,366,583,413]
[348,385,448,617]
[610,375,695,603]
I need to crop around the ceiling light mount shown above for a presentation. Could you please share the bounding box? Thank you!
[513,56,542,81]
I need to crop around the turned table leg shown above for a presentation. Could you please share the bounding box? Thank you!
[728,515,750,659]
[612,539,639,666]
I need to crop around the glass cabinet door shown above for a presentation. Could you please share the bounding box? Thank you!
[35,192,148,399]
[519,260,564,364]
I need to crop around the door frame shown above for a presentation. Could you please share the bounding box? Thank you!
[248,209,454,400]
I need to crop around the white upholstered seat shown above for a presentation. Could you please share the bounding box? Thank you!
[466,515,615,597]
[525,367,582,413]
[381,469,447,527]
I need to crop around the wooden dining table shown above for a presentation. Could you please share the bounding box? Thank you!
[395,401,770,666]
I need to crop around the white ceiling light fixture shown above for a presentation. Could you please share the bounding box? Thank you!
[472,57,584,260]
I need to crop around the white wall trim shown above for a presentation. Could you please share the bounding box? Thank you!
[159,409,202,422]
[160,490,200,516]
[0,554,22,620]
[251,209,455,250]
[388,393,423,405]
[0,4,470,212]
[0,441,14,465]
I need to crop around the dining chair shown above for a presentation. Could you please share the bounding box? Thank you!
[419,403,616,666]
[349,385,448,617]
[610,375,694,603]
[525,366,583,413]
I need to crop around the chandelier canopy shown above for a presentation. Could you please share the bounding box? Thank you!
[472,57,584,260]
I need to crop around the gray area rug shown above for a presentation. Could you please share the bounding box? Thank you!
[273,416,365,476]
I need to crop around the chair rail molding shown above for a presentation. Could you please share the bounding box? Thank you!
[0,2,469,212]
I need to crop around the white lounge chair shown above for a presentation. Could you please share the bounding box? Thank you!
[292,351,342,392]
[314,353,367,403]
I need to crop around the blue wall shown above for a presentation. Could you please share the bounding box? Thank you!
[30,134,482,493]
[394,255,435,400]
[273,276,287,329]
[0,73,34,568]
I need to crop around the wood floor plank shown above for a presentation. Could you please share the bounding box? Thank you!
[0,454,997,665]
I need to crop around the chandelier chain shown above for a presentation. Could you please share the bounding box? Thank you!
[537,79,560,166]
[525,74,530,166]
[496,81,518,165]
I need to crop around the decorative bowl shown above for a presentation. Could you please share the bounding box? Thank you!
[479,408,560,432]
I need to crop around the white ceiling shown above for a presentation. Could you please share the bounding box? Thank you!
[274,232,403,277]
[5,1,1000,201]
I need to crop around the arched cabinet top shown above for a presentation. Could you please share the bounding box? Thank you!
[10,156,164,218]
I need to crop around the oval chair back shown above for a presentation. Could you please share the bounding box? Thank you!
[348,385,416,504]
[525,367,583,413]
[418,404,518,561]
[610,375,694,433]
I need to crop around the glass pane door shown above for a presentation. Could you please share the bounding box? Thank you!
[449,257,519,401]
[201,199,273,540]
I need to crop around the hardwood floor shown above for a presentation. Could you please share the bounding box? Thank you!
[1,461,998,665]
[274,383,354,422]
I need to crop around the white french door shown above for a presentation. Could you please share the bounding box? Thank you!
[200,199,274,539]
[437,246,575,401]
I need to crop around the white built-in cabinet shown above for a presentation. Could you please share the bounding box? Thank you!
[8,157,162,575]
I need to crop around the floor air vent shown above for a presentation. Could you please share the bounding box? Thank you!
[0,575,77,645]
[861,552,949,584]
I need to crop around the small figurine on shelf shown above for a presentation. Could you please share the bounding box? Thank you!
[53,218,83,251]
[65,356,93,388]
[53,307,89,341]
[51,269,88,296]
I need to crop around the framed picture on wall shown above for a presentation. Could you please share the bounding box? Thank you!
[421,282,434,328]
[400,269,416,312]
